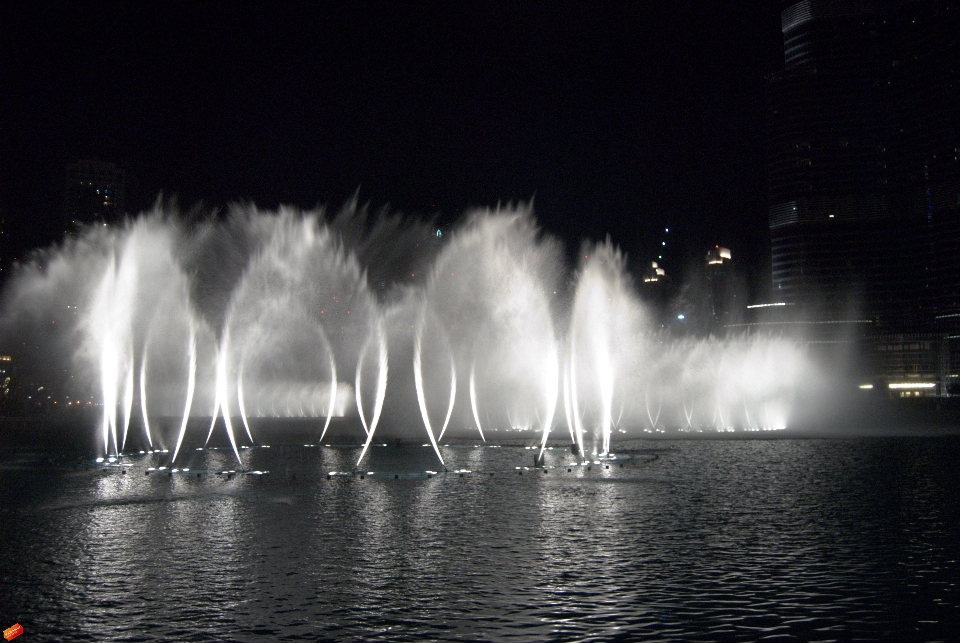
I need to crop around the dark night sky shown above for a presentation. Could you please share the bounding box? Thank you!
[1,1,783,294]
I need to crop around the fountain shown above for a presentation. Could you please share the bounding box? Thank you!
[1,203,810,466]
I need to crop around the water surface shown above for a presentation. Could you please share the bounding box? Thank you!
[1,437,958,641]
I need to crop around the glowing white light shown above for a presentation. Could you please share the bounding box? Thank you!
[169,322,198,460]
[412,317,445,465]
[888,382,935,389]
[95,457,105,463]
[858,384,874,389]
[677,314,685,320]
[468,364,486,443]
[316,325,339,443]
[237,365,254,443]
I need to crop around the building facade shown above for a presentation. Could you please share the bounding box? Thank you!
[766,0,960,332]
[64,159,126,233]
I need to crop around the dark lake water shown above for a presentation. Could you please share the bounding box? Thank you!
[1,436,959,641]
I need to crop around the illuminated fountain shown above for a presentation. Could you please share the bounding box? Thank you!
[3,203,810,468]
[567,242,646,457]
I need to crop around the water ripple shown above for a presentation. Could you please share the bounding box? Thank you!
[1,438,959,641]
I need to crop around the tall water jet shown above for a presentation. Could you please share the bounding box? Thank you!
[567,346,586,457]
[216,209,374,451]
[120,351,134,451]
[644,377,662,432]
[204,349,223,446]
[0,202,820,459]
[237,365,253,443]
[468,364,486,442]
[413,316,445,466]
[100,340,118,455]
[316,325,338,443]
[436,353,456,442]
[91,244,139,455]
[208,330,243,463]
[569,241,645,455]
[420,208,562,448]
[355,341,371,438]
[139,349,153,447]
[536,344,559,464]
[562,368,577,449]
[170,319,197,463]
[355,320,389,467]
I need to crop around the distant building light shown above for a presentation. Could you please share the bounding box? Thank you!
[706,246,731,264]
[858,384,874,389]
[677,314,685,320]
[746,303,789,309]
[888,382,936,389]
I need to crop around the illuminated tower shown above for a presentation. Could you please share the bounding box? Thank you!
[766,0,960,331]
[766,1,891,320]
[706,246,736,329]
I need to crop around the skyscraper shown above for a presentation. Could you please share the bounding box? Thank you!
[64,160,126,233]
[765,0,960,332]
[706,246,742,330]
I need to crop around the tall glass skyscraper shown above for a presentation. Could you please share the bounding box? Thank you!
[766,0,959,333]
[64,159,126,234]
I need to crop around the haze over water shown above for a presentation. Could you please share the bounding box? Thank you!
[2,203,811,469]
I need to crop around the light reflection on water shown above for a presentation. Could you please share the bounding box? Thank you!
[1,437,959,641]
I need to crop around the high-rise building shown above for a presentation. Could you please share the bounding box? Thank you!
[765,0,960,332]
[706,246,739,329]
[64,160,126,233]
[887,1,960,326]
